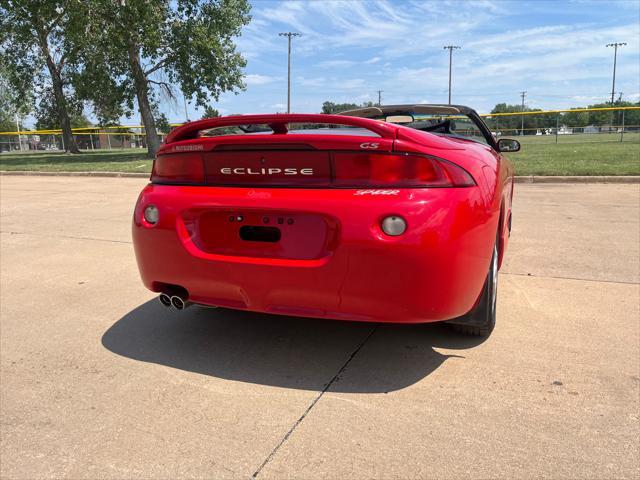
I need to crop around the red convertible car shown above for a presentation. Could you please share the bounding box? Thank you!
[133,105,518,336]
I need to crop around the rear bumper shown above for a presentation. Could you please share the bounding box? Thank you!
[132,184,499,323]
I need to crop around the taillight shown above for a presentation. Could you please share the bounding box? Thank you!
[332,153,475,187]
[151,153,205,184]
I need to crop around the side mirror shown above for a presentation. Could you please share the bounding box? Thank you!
[497,138,520,152]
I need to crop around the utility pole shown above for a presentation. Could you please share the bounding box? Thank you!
[606,42,626,104]
[520,91,527,136]
[443,45,461,105]
[279,32,301,113]
[377,90,383,106]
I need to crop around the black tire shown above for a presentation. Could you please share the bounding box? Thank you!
[449,241,498,337]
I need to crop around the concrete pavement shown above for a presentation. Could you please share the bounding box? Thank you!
[1,177,638,479]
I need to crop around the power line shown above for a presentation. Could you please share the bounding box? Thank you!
[376,90,383,106]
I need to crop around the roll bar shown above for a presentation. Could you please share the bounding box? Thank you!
[164,114,398,144]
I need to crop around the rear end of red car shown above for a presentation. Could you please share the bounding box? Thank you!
[132,114,500,323]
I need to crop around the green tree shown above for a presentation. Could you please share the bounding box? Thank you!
[322,102,358,114]
[155,112,172,135]
[489,103,542,135]
[34,89,91,130]
[535,112,557,131]
[0,112,15,134]
[561,109,590,128]
[490,103,518,114]
[202,105,220,118]
[616,101,640,129]
[321,101,375,114]
[74,0,251,158]
[585,102,614,126]
[0,0,82,152]
[0,64,31,132]
[588,101,640,129]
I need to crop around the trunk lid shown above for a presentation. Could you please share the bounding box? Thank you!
[199,135,394,187]
[205,149,332,187]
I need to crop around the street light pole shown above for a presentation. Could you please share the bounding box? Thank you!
[15,114,23,151]
[606,42,626,104]
[279,32,301,113]
[520,91,527,135]
[443,45,461,105]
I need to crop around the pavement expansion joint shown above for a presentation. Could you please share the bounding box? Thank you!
[0,230,132,245]
[251,324,380,479]
[501,271,639,286]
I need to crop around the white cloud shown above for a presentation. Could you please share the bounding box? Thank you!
[355,93,372,101]
[297,76,328,88]
[155,1,639,121]
[245,74,278,86]
[337,78,368,89]
[317,59,356,68]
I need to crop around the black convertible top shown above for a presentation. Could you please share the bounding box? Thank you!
[338,104,477,118]
[338,104,497,148]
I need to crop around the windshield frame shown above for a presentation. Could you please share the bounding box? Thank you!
[338,104,498,150]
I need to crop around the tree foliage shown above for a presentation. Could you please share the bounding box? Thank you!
[73,0,251,157]
[321,101,374,114]
[561,109,590,128]
[0,63,31,131]
[34,89,91,130]
[0,0,82,152]
[488,101,640,134]
[202,106,220,118]
[582,101,639,127]
[154,111,172,135]
[487,103,544,134]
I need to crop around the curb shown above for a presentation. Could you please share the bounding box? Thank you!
[1,171,639,184]
[514,175,640,184]
[0,171,149,178]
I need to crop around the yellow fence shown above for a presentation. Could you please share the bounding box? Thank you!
[0,106,638,151]
[480,105,639,117]
[0,106,637,136]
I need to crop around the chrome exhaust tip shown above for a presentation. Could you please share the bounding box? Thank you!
[159,293,172,307]
[171,295,191,310]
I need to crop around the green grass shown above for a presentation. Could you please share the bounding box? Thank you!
[1,136,639,176]
[0,149,151,173]
[511,134,640,175]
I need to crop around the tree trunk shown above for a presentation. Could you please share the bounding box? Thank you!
[37,29,80,154]
[127,40,160,158]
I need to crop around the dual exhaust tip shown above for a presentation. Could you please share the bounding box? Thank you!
[159,293,191,310]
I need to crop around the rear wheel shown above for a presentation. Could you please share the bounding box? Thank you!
[449,241,498,337]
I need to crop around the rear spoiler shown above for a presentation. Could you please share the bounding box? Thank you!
[165,114,398,144]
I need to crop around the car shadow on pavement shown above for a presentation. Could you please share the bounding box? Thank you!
[102,299,486,393]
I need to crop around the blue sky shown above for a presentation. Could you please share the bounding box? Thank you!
[170,0,639,121]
